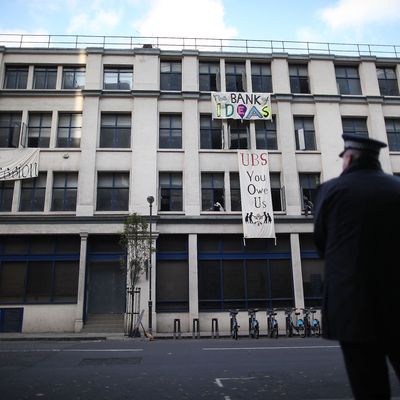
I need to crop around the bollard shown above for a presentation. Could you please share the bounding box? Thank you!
[192,318,200,339]
[173,318,181,339]
[211,318,219,339]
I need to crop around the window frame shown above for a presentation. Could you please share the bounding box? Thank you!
[159,114,182,149]
[103,67,133,90]
[33,66,57,89]
[225,62,246,92]
[342,117,369,137]
[51,172,78,212]
[96,172,129,211]
[335,65,362,95]
[99,113,131,148]
[201,172,225,211]
[0,112,22,148]
[62,67,85,89]
[199,61,220,92]
[377,66,399,96]
[4,65,28,89]
[27,112,52,148]
[159,172,183,212]
[385,118,400,151]
[0,180,14,212]
[299,173,320,212]
[228,119,249,149]
[251,63,272,93]
[160,61,182,91]
[289,64,309,94]
[57,113,82,148]
[19,172,47,212]
[255,118,277,150]
[294,116,317,151]
[200,114,223,149]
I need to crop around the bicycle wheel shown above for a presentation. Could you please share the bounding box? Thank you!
[314,322,321,337]
[300,326,306,338]
[254,327,259,339]
[272,323,279,338]
[233,327,238,340]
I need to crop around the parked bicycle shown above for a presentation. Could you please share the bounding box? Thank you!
[285,308,306,338]
[310,308,321,336]
[267,308,279,338]
[229,309,240,340]
[248,308,259,339]
[302,308,313,337]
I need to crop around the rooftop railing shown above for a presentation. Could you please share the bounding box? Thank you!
[0,33,399,58]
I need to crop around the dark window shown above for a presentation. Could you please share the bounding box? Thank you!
[299,173,320,212]
[57,113,82,148]
[19,172,47,211]
[100,114,131,148]
[51,172,78,211]
[0,112,22,148]
[0,262,27,302]
[377,67,399,96]
[294,117,316,150]
[103,67,133,90]
[270,173,283,212]
[33,67,57,89]
[228,120,249,149]
[159,172,183,211]
[198,234,293,311]
[0,181,14,212]
[53,261,79,302]
[289,64,309,93]
[226,63,246,92]
[342,117,368,137]
[97,172,129,211]
[62,67,85,89]
[201,173,224,211]
[159,114,182,149]
[230,172,241,211]
[251,63,272,92]
[28,112,51,148]
[386,118,400,151]
[200,114,222,149]
[4,66,28,89]
[199,62,220,91]
[160,61,181,91]
[255,118,277,150]
[336,66,362,95]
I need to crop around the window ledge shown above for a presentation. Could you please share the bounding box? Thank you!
[295,150,321,155]
[158,211,185,215]
[157,148,184,153]
[96,148,132,152]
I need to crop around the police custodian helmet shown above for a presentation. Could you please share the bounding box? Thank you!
[339,134,387,157]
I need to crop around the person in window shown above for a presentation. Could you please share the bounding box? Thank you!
[303,195,313,216]
[314,134,400,399]
[213,202,224,211]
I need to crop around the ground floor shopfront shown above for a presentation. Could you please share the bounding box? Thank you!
[0,220,323,334]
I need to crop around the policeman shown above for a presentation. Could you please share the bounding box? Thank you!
[314,134,400,399]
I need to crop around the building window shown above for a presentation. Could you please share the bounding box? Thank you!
[255,118,277,150]
[100,114,131,148]
[230,172,241,211]
[33,67,57,89]
[377,67,399,96]
[160,61,181,91]
[19,172,47,212]
[270,173,283,212]
[0,181,14,212]
[335,66,362,95]
[28,112,52,148]
[200,114,222,149]
[96,172,129,211]
[251,63,272,93]
[159,114,182,149]
[198,234,293,310]
[385,118,400,151]
[51,172,78,211]
[57,113,82,148]
[156,235,189,312]
[103,67,133,90]
[299,173,320,213]
[0,112,22,148]
[4,66,28,89]
[199,62,220,91]
[159,172,183,211]
[62,67,85,89]
[228,120,249,149]
[226,63,246,92]
[289,64,309,93]
[0,235,80,304]
[201,172,225,211]
[294,117,316,150]
[342,117,368,137]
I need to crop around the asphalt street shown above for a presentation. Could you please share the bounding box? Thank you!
[0,337,399,400]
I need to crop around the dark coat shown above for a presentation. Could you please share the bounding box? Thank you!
[314,157,400,342]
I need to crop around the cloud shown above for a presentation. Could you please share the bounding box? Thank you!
[67,9,121,34]
[134,0,237,39]
[320,0,400,29]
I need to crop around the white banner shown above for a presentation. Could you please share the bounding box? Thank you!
[211,92,272,120]
[0,148,39,181]
[238,150,275,239]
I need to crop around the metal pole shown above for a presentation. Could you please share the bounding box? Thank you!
[147,196,154,334]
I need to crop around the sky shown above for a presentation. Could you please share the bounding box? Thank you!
[1,0,400,46]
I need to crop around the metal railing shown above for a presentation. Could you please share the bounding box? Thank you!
[0,33,399,58]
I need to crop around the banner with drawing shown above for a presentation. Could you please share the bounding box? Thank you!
[238,150,276,239]
[211,92,272,120]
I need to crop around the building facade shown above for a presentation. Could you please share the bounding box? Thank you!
[0,39,399,333]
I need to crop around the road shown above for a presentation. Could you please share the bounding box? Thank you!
[0,337,399,400]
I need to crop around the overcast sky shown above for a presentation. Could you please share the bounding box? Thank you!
[1,0,400,45]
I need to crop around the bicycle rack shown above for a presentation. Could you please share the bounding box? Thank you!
[173,318,181,339]
[192,318,200,339]
[211,318,219,338]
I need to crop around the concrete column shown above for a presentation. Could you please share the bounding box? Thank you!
[49,110,58,148]
[290,233,305,310]
[182,51,199,92]
[309,58,337,95]
[27,65,34,89]
[75,232,88,332]
[271,57,290,94]
[0,47,5,84]
[220,59,226,92]
[277,101,301,215]
[44,171,52,212]
[56,65,63,90]
[188,234,199,322]
[359,59,380,96]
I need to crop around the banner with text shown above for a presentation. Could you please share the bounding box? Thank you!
[238,150,275,239]
[212,92,272,120]
[0,148,39,181]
